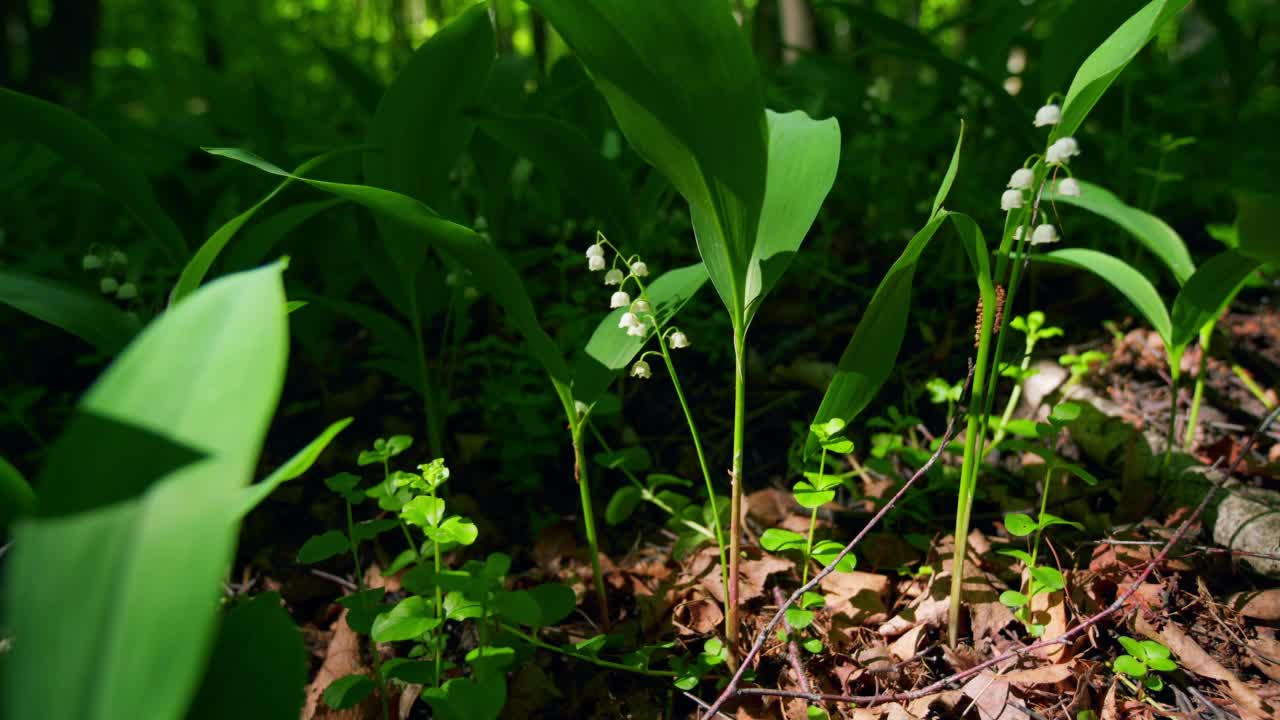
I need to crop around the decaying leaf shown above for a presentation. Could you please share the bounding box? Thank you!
[1136,615,1275,720]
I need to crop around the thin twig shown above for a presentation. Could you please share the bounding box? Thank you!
[700,363,975,719]
[706,405,1279,712]
[311,568,358,592]
[773,586,814,696]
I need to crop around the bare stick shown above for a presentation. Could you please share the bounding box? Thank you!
[700,364,974,719]
[713,405,1279,710]
[773,586,814,696]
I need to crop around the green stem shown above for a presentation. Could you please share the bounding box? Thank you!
[1184,331,1210,450]
[347,501,390,720]
[407,289,445,460]
[654,322,728,599]
[500,624,677,677]
[573,429,610,627]
[992,336,1036,447]
[802,447,827,586]
[1233,363,1275,410]
[726,324,748,660]
[1162,370,1180,477]
[428,487,443,687]
[585,422,713,537]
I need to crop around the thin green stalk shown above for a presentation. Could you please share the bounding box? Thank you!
[500,624,677,677]
[407,289,445,460]
[653,322,728,599]
[1184,330,1210,450]
[428,485,443,688]
[572,429,610,627]
[802,448,827,586]
[1233,363,1275,410]
[586,423,714,539]
[726,324,748,660]
[992,341,1034,447]
[347,501,391,720]
[1161,371,1180,476]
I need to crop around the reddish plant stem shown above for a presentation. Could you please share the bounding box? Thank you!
[707,404,1278,713]
[701,363,974,719]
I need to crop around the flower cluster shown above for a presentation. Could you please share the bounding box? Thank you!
[82,247,137,302]
[997,98,1090,249]
[584,235,690,380]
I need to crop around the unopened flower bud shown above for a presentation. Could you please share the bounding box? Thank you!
[1034,104,1062,127]
[575,400,588,416]
[610,290,630,308]
[1007,168,1034,189]
[1001,189,1024,211]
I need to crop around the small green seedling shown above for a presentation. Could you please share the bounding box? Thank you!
[1113,636,1177,695]
[1060,350,1109,390]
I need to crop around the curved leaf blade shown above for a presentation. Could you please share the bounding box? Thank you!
[0,269,140,354]
[1036,248,1172,343]
[1170,250,1260,349]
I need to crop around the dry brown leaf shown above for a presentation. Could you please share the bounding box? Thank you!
[822,571,891,626]
[1100,679,1118,720]
[1250,627,1280,682]
[889,624,925,662]
[745,488,794,526]
[906,690,962,717]
[1136,615,1275,720]
[692,549,792,604]
[1029,587,1069,663]
[1001,662,1073,686]
[1228,588,1280,620]
[301,609,380,720]
[672,598,723,636]
[961,670,1025,720]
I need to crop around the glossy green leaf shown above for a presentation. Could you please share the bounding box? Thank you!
[1170,250,1260,349]
[999,549,1035,566]
[1053,0,1192,140]
[1037,248,1172,346]
[1118,636,1144,656]
[812,124,962,429]
[222,198,346,273]
[760,528,807,553]
[0,269,140,354]
[187,593,305,720]
[476,112,637,245]
[1030,565,1065,592]
[1044,180,1193,283]
[2,263,289,720]
[1140,639,1172,660]
[297,530,350,564]
[426,516,479,546]
[0,456,35,526]
[529,583,578,626]
[574,263,709,403]
[371,596,437,642]
[0,87,185,261]
[1004,513,1038,537]
[322,675,376,710]
[172,148,361,304]
[811,540,856,572]
[792,480,836,509]
[533,0,768,319]
[492,590,542,627]
[241,417,352,511]
[205,148,571,394]
[365,2,494,286]
[401,496,446,528]
[1113,654,1148,678]
[745,109,841,324]
[606,485,643,525]
[785,607,815,630]
[999,590,1029,608]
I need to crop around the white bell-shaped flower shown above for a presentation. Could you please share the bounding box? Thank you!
[82,254,103,270]
[626,323,645,337]
[588,255,606,271]
[1034,104,1062,127]
[586,244,604,259]
[631,299,651,314]
[610,290,631,308]
[116,282,138,300]
[619,312,640,329]
[1001,189,1024,211]
[1007,168,1034,189]
[604,268,625,285]
[631,261,649,277]
[575,400,589,416]
[1013,226,1025,241]
[1046,137,1080,164]
[631,360,651,379]
[669,330,690,349]
[1030,224,1059,245]
[100,276,119,294]
[1057,178,1082,197]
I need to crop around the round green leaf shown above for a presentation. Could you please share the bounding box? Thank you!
[606,485,643,525]
[760,528,807,552]
[792,480,836,509]
[322,674,376,710]
[1004,512,1038,537]
[785,607,815,630]
[371,596,437,642]
[529,582,577,626]
[1113,654,1147,678]
[999,590,1029,608]
[297,531,350,564]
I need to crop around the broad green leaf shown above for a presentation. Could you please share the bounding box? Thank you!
[808,706,831,720]
[187,593,305,720]
[1118,636,1144,656]
[1139,639,1172,660]
[745,110,841,324]
[426,516,479,546]
[999,590,1029,608]
[1039,512,1085,531]
[365,2,495,287]
[380,659,435,684]
[371,596,437,642]
[322,675,376,710]
[1030,566,1065,592]
[1050,402,1082,425]
[336,588,386,635]
[606,485,643,525]
[812,125,962,429]
[206,148,571,393]
[1146,655,1177,672]
[297,530,350,564]
[1004,513,1038,537]
[574,263,709,403]
[1053,0,1192,140]
[0,269,140,354]
[529,583,577,626]
[0,87,185,261]
[222,198,346,273]
[1170,250,1260,349]
[241,417,353,511]
[792,480,836,509]
[401,496,446,528]
[492,590,542,627]
[1113,654,1148,678]
[172,148,361,304]
[998,549,1035,566]
[476,112,638,245]
[0,456,35,526]
[319,46,384,114]
[811,540,857,572]
[2,264,289,720]
[1044,180,1193,283]
[466,646,517,680]
[1037,248,1172,346]
[785,607,815,630]
[533,0,768,319]
[422,674,506,720]
[760,528,807,553]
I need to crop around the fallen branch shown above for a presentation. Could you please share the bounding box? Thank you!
[702,405,1279,714]
[700,362,975,719]
[773,585,813,696]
